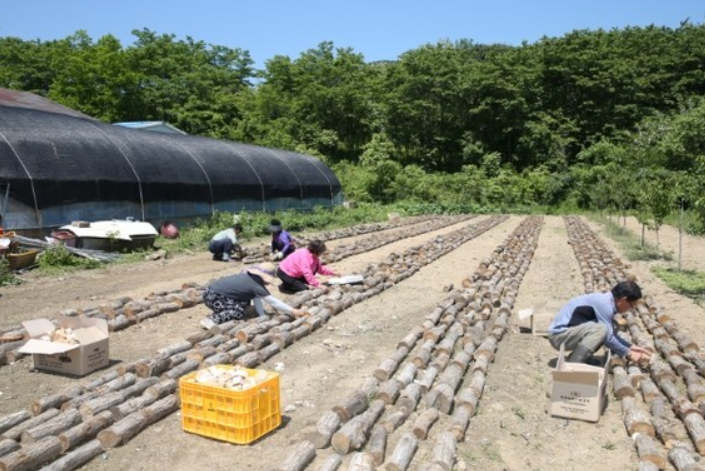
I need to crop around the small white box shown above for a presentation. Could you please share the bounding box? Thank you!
[551,344,610,422]
[19,316,109,376]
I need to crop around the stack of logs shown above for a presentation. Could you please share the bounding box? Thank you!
[0,215,510,471]
[0,214,476,368]
[565,216,705,471]
[274,217,543,471]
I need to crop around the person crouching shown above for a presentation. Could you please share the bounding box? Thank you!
[276,240,339,293]
[201,262,305,329]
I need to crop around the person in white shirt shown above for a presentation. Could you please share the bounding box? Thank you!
[209,223,243,262]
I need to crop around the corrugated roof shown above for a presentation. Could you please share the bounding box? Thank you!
[0,88,96,120]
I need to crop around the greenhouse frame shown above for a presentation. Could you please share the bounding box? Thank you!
[0,98,342,232]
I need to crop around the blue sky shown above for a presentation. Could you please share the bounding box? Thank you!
[3,1,704,69]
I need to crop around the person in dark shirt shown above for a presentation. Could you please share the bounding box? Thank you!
[201,262,305,329]
[269,219,295,261]
[548,280,651,364]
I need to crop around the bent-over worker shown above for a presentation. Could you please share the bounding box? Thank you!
[276,240,339,293]
[201,262,305,329]
[209,223,243,262]
[548,280,651,364]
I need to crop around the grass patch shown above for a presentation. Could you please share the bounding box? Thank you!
[652,267,705,302]
[590,214,673,262]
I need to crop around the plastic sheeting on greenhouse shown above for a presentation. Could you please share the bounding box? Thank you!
[0,104,342,231]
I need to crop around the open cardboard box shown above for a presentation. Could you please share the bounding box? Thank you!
[551,343,611,422]
[19,316,109,376]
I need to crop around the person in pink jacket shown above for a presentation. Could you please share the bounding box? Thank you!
[276,240,339,293]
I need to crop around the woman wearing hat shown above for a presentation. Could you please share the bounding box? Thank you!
[201,262,305,329]
[277,240,340,293]
[269,219,295,261]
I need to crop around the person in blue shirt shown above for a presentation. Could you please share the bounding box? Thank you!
[548,280,652,364]
[269,219,295,261]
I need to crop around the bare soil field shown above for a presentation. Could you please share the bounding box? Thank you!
[1,214,704,471]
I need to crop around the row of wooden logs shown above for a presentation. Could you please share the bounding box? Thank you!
[0,214,476,368]
[240,214,440,264]
[241,214,475,265]
[273,217,543,471]
[565,216,705,471]
[0,216,510,471]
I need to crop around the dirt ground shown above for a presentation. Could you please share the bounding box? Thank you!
[1,214,704,471]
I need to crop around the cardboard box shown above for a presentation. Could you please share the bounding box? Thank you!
[550,344,611,422]
[19,316,109,376]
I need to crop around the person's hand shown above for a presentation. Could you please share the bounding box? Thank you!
[292,308,309,318]
[627,346,651,363]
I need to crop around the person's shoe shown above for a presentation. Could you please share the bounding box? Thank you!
[212,254,220,261]
[200,318,216,330]
[222,253,230,262]
[566,344,595,364]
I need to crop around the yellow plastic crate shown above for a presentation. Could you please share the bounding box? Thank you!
[179,366,281,444]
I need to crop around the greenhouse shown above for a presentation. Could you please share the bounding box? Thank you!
[0,101,342,232]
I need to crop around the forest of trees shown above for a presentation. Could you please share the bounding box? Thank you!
[1,23,704,232]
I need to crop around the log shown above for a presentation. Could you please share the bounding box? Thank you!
[384,432,417,471]
[416,367,438,394]
[640,379,662,403]
[59,410,115,453]
[2,409,60,441]
[347,452,374,471]
[111,394,157,421]
[431,431,457,471]
[316,454,342,471]
[651,417,678,449]
[135,356,172,378]
[0,411,31,436]
[394,363,417,388]
[160,359,199,380]
[669,445,705,471]
[469,371,486,397]
[455,388,479,416]
[0,440,19,459]
[450,406,471,441]
[397,384,422,412]
[684,414,705,455]
[613,366,635,399]
[374,347,409,382]
[140,395,179,425]
[367,425,387,466]
[0,436,61,471]
[412,408,439,440]
[331,399,385,454]
[119,377,160,400]
[380,408,411,434]
[634,433,667,469]
[624,407,655,437]
[277,440,315,471]
[96,412,147,449]
[39,439,103,471]
[78,392,125,420]
[144,379,177,399]
[21,409,81,444]
[376,381,401,405]
[332,391,369,422]
[30,386,84,416]
[82,371,119,392]
[304,411,341,449]
[429,383,456,414]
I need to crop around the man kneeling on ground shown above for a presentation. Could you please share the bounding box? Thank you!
[548,280,651,364]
